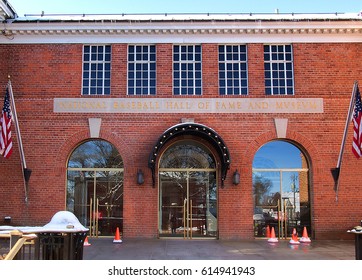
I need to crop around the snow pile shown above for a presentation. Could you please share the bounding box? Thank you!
[43,211,89,232]
[0,211,88,233]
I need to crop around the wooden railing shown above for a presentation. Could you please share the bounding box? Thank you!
[0,230,37,260]
[0,230,87,260]
[0,230,38,260]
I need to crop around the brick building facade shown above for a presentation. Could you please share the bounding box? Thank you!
[1,1,362,240]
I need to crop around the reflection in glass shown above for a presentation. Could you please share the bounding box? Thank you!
[253,140,304,169]
[68,140,123,169]
[159,141,217,238]
[160,142,215,169]
[160,171,217,238]
[252,141,310,239]
[67,140,124,237]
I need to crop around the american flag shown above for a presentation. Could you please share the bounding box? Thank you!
[352,85,362,158]
[0,86,13,158]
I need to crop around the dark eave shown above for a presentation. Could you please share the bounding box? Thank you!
[148,122,231,188]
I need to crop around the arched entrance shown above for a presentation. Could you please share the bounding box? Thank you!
[148,122,231,239]
[66,140,124,237]
[158,141,217,238]
[252,140,311,239]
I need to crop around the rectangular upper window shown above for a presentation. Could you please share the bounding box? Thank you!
[82,45,111,95]
[264,45,294,95]
[128,45,156,95]
[173,45,202,95]
[219,45,248,95]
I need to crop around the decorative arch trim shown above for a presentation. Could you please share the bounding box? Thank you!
[148,122,231,187]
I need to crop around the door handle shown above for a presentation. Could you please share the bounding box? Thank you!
[89,198,93,236]
[190,199,192,239]
[96,198,99,238]
[183,199,186,239]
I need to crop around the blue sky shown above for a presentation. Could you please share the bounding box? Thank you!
[253,141,304,195]
[253,141,303,169]
[9,0,362,17]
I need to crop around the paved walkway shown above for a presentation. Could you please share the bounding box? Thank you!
[83,238,356,260]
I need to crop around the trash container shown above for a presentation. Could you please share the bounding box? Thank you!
[348,226,362,260]
[355,233,362,260]
[36,211,89,260]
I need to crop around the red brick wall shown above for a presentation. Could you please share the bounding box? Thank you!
[0,42,361,240]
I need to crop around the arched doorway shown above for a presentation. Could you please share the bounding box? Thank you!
[252,140,311,239]
[66,140,124,237]
[158,141,217,239]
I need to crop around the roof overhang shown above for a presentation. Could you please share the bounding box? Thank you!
[148,122,231,188]
[2,13,362,44]
[11,12,362,22]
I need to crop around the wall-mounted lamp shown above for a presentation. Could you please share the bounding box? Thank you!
[137,169,144,185]
[232,169,240,185]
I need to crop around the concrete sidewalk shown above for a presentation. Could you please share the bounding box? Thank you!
[83,238,356,260]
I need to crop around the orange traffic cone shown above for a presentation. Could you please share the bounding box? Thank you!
[113,227,122,243]
[83,236,91,246]
[266,225,271,238]
[300,226,311,243]
[289,228,300,244]
[267,227,278,243]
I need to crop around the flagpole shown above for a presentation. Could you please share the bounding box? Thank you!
[7,77,29,203]
[332,81,358,202]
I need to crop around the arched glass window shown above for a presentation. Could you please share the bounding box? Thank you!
[252,140,310,239]
[68,140,123,169]
[160,142,216,169]
[66,140,124,237]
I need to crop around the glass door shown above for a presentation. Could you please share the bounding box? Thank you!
[68,170,123,237]
[88,171,123,237]
[159,170,217,238]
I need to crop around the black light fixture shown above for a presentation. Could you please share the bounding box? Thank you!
[137,169,144,185]
[232,169,240,185]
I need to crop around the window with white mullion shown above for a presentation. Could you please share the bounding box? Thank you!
[264,44,294,95]
[173,45,202,95]
[128,45,156,95]
[82,45,111,95]
[218,45,248,95]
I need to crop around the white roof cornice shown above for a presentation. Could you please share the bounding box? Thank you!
[2,13,362,44]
